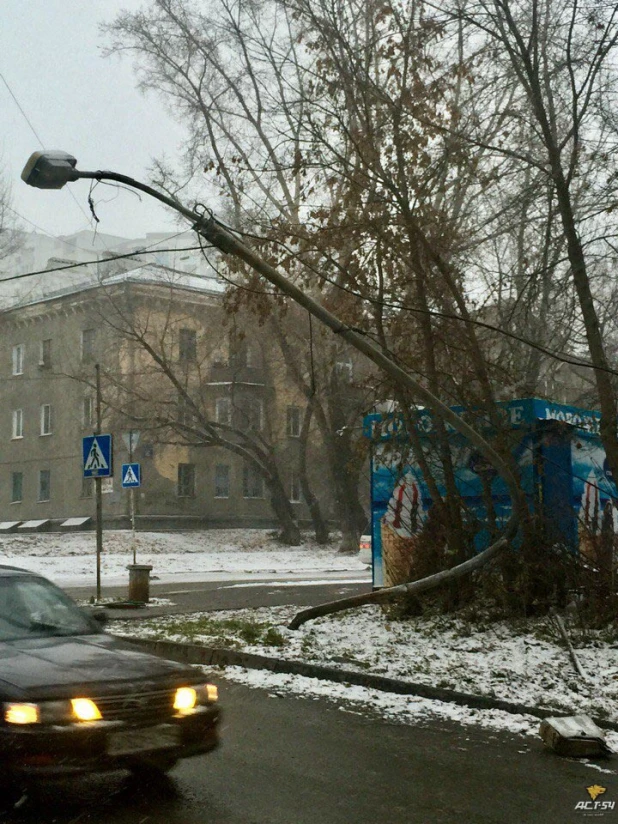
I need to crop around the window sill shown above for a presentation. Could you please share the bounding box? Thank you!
[11,436,23,441]
[39,432,53,437]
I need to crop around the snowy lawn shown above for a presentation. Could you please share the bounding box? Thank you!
[3,529,618,759]
[0,529,367,586]
[110,603,618,756]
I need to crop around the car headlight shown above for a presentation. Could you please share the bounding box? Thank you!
[71,698,102,721]
[173,684,218,714]
[4,698,102,725]
[173,687,197,713]
[194,683,218,705]
[4,703,40,725]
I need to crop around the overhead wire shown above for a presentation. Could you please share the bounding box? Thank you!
[195,231,279,296]
[5,201,195,269]
[195,216,616,507]
[222,221,618,378]
[0,69,110,243]
[0,246,205,284]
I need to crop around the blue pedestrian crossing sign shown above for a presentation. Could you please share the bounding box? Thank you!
[121,463,141,488]
[82,435,112,478]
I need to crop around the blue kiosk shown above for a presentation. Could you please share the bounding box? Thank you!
[364,398,617,588]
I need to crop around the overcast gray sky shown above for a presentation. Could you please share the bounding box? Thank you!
[1,1,186,241]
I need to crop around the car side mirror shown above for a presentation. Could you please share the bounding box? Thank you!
[83,607,108,626]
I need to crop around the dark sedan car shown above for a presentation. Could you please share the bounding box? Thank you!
[0,564,220,785]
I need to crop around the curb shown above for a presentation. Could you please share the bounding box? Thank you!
[117,635,618,733]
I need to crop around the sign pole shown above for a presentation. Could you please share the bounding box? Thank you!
[95,364,103,602]
[129,432,136,564]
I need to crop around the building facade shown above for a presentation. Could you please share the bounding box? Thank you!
[0,266,328,529]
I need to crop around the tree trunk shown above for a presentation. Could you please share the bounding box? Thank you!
[299,400,330,544]
[266,474,302,545]
[289,534,509,629]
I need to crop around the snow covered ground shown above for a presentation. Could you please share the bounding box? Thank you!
[2,529,617,763]
[0,529,367,586]
[109,602,618,760]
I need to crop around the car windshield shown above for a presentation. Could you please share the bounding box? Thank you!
[0,575,99,641]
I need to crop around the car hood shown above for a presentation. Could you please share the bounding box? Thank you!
[0,633,196,699]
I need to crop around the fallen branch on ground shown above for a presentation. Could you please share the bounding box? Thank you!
[288,537,508,630]
[550,607,589,681]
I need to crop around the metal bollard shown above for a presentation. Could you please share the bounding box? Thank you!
[127,564,153,604]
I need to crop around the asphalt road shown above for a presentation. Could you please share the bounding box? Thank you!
[6,676,617,824]
[65,574,372,618]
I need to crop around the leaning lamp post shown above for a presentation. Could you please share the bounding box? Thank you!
[22,149,524,627]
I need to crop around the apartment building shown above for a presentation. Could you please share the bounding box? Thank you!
[0,265,323,529]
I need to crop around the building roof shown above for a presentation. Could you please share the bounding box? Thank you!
[0,261,224,313]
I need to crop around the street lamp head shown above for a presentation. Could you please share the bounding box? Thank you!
[21,150,80,189]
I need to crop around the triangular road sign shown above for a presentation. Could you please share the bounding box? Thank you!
[84,438,109,472]
[123,465,138,485]
[121,462,141,488]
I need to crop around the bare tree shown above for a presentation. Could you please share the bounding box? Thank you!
[102,0,618,625]
[0,169,23,274]
[104,0,374,551]
[438,0,618,479]
[88,277,305,544]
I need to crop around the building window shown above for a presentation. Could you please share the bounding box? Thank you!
[38,469,51,502]
[287,406,301,438]
[12,409,23,439]
[176,395,193,428]
[212,342,228,368]
[81,329,96,362]
[245,343,260,369]
[290,472,302,503]
[11,472,23,503]
[335,355,353,382]
[177,463,196,497]
[12,344,24,376]
[216,397,231,426]
[39,339,52,368]
[248,398,263,431]
[81,477,93,498]
[214,464,230,498]
[179,328,197,363]
[83,396,94,428]
[40,404,52,436]
[238,397,263,431]
[242,464,264,499]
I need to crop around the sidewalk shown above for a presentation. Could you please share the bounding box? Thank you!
[72,570,372,619]
[117,634,618,737]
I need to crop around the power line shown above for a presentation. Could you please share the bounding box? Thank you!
[226,224,618,379]
[5,205,199,284]
[0,245,208,284]
[0,69,103,236]
[0,70,46,146]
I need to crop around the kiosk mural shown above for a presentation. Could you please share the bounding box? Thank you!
[364,399,618,588]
